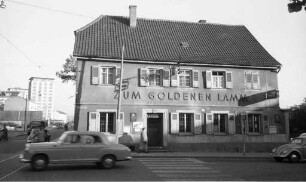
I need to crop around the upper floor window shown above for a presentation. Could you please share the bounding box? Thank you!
[245,71,260,89]
[179,70,191,87]
[148,69,162,86]
[91,66,119,85]
[212,71,225,88]
[205,71,233,89]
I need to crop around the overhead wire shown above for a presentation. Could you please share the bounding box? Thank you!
[6,0,95,19]
[1,0,95,71]
[0,31,42,69]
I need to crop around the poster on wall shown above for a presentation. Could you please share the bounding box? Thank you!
[132,121,144,132]
[269,126,277,134]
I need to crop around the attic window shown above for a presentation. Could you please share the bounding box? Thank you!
[180,42,189,48]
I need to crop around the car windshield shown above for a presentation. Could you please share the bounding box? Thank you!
[58,133,68,142]
[291,138,302,144]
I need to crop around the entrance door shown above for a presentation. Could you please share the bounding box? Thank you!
[147,113,163,147]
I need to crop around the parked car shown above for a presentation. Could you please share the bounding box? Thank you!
[19,131,132,171]
[271,135,306,163]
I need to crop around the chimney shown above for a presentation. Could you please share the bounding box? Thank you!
[129,5,137,28]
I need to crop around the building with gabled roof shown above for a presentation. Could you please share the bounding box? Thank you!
[72,6,288,152]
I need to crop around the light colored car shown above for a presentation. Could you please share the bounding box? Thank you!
[20,131,132,170]
[271,135,306,163]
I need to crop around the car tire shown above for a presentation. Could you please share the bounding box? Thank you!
[274,157,284,162]
[288,152,300,163]
[31,155,48,171]
[101,155,116,169]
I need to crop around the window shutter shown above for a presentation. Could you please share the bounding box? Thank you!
[192,70,199,88]
[252,72,260,89]
[89,112,98,131]
[259,114,264,134]
[206,71,212,88]
[194,113,202,134]
[139,68,148,87]
[95,112,100,132]
[263,115,269,134]
[228,114,235,134]
[171,69,178,87]
[163,69,170,87]
[91,66,99,85]
[226,71,233,89]
[170,113,179,134]
[115,67,121,85]
[206,113,213,134]
[241,114,247,134]
[245,72,252,89]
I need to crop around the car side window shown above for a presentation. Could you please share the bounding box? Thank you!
[80,135,95,144]
[64,134,81,144]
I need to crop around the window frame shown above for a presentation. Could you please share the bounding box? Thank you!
[212,71,225,89]
[178,69,192,87]
[245,71,260,90]
[247,113,262,133]
[179,113,193,133]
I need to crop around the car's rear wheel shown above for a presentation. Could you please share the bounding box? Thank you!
[31,155,48,171]
[274,157,284,162]
[100,155,116,169]
[288,152,300,163]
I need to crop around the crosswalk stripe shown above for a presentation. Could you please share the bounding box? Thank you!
[138,158,239,181]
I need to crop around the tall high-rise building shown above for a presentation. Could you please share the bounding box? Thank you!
[28,77,54,120]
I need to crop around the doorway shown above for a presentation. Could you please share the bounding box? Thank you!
[147,113,163,147]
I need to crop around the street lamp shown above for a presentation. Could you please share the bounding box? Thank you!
[0,0,6,9]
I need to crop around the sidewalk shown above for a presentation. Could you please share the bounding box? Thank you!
[131,151,271,158]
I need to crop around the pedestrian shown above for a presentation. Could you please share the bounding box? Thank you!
[119,132,134,151]
[138,127,148,153]
[64,123,68,131]
[2,124,8,141]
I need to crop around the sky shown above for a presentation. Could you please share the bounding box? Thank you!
[0,0,305,118]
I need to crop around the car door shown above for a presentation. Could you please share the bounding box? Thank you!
[79,134,105,162]
[48,134,83,163]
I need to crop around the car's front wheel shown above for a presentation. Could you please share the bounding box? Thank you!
[100,155,116,169]
[31,155,48,171]
[288,152,300,163]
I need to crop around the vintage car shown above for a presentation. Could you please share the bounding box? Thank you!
[272,135,306,163]
[20,131,132,170]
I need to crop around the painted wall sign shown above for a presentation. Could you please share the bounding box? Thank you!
[132,121,144,129]
[115,91,248,102]
[147,113,159,118]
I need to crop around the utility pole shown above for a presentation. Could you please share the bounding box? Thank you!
[116,45,124,143]
[24,97,28,131]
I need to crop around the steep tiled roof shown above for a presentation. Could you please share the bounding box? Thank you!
[73,16,281,68]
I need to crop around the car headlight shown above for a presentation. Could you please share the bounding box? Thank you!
[25,143,30,151]
[272,148,276,153]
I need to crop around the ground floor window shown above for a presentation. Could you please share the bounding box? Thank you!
[179,113,193,133]
[100,112,115,133]
[213,113,227,133]
[248,114,261,133]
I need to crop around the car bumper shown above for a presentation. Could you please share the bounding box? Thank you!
[19,153,31,163]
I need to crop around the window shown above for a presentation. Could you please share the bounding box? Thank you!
[213,113,227,133]
[248,114,261,133]
[179,70,191,87]
[99,112,115,133]
[245,72,260,89]
[212,71,225,88]
[205,71,232,89]
[91,66,118,85]
[148,69,162,86]
[179,113,193,133]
